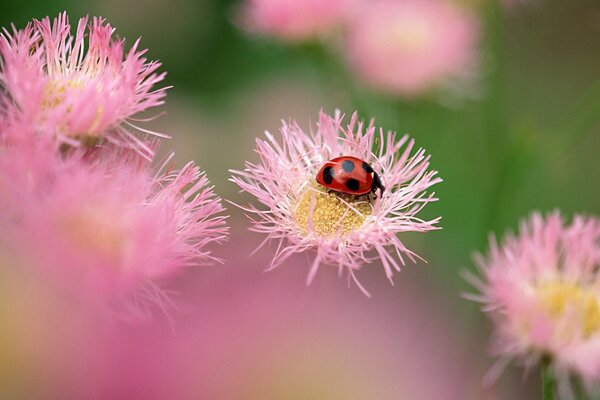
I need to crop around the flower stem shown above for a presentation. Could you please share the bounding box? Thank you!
[541,363,555,400]
[482,0,507,153]
[554,78,600,151]
[478,0,510,245]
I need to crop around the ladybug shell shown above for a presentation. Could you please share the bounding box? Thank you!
[315,156,374,195]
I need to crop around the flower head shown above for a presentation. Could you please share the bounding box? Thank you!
[468,212,600,397]
[2,140,228,317]
[0,12,168,157]
[344,0,479,98]
[230,110,441,295]
[237,0,355,43]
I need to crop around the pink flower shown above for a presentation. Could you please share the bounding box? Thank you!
[230,110,441,295]
[344,0,479,98]
[0,234,484,399]
[237,0,356,42]
[0,13,168,157]
[467,212,600,398]
[0,119,59,219]
[2,140,228,317]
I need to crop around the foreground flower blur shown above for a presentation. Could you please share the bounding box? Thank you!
[0,12,168,156]
[0,234,483,400]
[231,110,441,295]
[344,0,479,98]
[0,130,227,317]
[468,212,600,398]
[0,13,228,319]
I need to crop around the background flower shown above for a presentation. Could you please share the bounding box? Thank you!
[468,212,600,397]
[236,0,356,43]
[344,0,479,98]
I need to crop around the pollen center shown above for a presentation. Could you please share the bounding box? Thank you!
[294,185,372,238]
[59,207,127,263]
[388,19,432,54]
[537,281,600,339]
[42,79,106,139]
[42,79,83,109]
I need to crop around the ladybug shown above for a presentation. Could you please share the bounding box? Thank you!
[316,156,385,197]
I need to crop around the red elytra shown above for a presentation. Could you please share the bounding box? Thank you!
[315,156,385,196]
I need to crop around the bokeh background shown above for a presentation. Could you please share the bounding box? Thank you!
[1,0,599,398]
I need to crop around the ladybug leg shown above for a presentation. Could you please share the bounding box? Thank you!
[362,192,375,201]
[370,186,378,200]
[371,172,385,198]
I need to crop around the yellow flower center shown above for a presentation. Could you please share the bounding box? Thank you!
[537,281,600,339]
[294,185,372,238]
[388,19,433,55]
[41,79,105,139]
[59,206,128,264]
[41,79,83,109]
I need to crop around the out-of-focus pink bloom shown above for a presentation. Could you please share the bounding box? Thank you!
[0,13,168,157]
[230,110,441,295]
[0,118,62,226]
[0,234,486,399]
[345,0,479,98]
[1,140,228,317]
[237,0,356,42]
[0,12,227,318]
[467,212,600,398]
[0,257,105,400]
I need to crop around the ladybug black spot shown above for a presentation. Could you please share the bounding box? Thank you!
[345,178,359,191]
[342,160,355,172]
[362,162,373,173]
[323,166,334,184]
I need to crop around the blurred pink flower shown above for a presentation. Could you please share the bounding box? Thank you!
[230,110,441,295]
[0,12,168,157]
[467,212,600,398]
[0,233,485,399]
[1,138,228,317]
[0,122,56,216]
[345,0,479,98]
[0,258,105,400]
[237,0,355,42]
